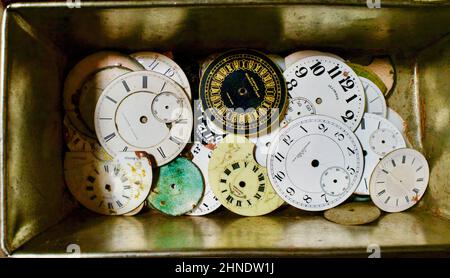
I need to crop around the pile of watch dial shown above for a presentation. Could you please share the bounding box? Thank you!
[62,49,430,224]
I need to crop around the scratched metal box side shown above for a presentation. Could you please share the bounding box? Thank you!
[0,8,78,255]
[413,35,450,219]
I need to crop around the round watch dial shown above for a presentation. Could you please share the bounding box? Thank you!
[187,141,221,216]
[209,134,284,216]
[94,71,193,166]
[369,148,429,212]
[267,115,364,211]
[64,51,144,138]
[354,113,406,195]
[147,157,204,216]
[130,51,191,99]
[200,49,288,135]
[284,56,365,131]
[64,152,152,215]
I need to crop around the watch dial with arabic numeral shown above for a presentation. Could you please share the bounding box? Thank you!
[64,152,152,215]
[370,148,429,213]
[194,101,226,145]
[267,115,364,211]
[187,142,221,216]
[130,51,191,99]
[284,56,365,131]
[94,71,192,166]
[354,113,406,195]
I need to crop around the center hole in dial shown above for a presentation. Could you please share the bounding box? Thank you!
[170,183,176,189]
[311,159,319,168]
[333,179,338,183]
[238,87,248,96]
[239,181,246,188]
[105,184,111,192]
[381,140,386,144]
[165,105,169,109]
[316,98,322,104]
[140,116,148,124]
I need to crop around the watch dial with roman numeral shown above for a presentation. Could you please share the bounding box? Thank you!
[354,113,406,195]
[130,51,191,99]
[200,49,288,135]
[94,71,193,166]
[284,56,365,131]
[267,115,364,211]
[369,148,429,213]
[209,134,284,216]
[64,152,152,215]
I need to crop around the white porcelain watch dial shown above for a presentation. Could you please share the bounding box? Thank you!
[369,148,429,212]
[284,56,365,131]
[130,51,191,99]
[267,115,364,211]
[187,142,221,216]
[64,152,152,215]
[64,51,144,138]
[354,113,406,195]
[94,71,193,166]
[361,77,387,118]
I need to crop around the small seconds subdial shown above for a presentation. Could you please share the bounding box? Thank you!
[151,91,184,123]
[369,148,429,212]
[320,166,351,197]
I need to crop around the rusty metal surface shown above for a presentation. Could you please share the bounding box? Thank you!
[0,1,449,256]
